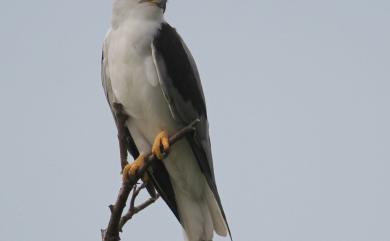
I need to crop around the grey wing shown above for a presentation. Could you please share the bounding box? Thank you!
[101,41,119,130]
[101,38,141,159]
[152,22,231,235]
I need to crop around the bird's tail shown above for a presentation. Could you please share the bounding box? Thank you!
[176,184,228,241]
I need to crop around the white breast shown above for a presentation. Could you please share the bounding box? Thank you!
[105,11,179,153]
[107,18,159,113]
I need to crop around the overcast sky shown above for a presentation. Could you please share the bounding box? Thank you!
[0,0,389,241]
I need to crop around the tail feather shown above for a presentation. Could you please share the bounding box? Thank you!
[175,184,228,241]
[206,186,227,237]
[176,191,213,241]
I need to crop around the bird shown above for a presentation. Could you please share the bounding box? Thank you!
[101,0,231,240]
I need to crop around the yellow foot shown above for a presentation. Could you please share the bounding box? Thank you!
[152,130,170,160]
[122,154,145,182]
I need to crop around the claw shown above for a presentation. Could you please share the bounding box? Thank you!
[122,154,145,182]
[152,130,170,160]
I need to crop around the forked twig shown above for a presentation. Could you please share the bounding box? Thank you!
[120,195,161,230]
[119,183,160,231]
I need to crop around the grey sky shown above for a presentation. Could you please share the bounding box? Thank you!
[0,0,389,241]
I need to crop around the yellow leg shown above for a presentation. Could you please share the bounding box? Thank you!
[122,154,145,182]
[152,130,170,160]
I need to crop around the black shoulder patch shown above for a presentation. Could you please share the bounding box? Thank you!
[153,22,207,117]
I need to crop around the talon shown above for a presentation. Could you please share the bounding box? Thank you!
[152,130,170,160]
[122,154,145,182]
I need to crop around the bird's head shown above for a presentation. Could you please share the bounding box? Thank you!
[113,0,167,11]
[112,0,167,26]
[138,0,167,11]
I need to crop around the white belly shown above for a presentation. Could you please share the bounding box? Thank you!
[107,20,176,144]
[106,22,206,198]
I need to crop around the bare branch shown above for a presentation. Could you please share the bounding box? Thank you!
[117,183,158,231]
[119,193,160,231]
[102,119,200,241]
[130,184,141,211]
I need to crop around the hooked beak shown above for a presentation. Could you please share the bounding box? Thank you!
[139,0,167,11]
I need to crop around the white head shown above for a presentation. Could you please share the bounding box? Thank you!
[112,0,167,27]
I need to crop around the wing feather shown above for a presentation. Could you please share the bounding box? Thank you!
[152,22,231,237]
